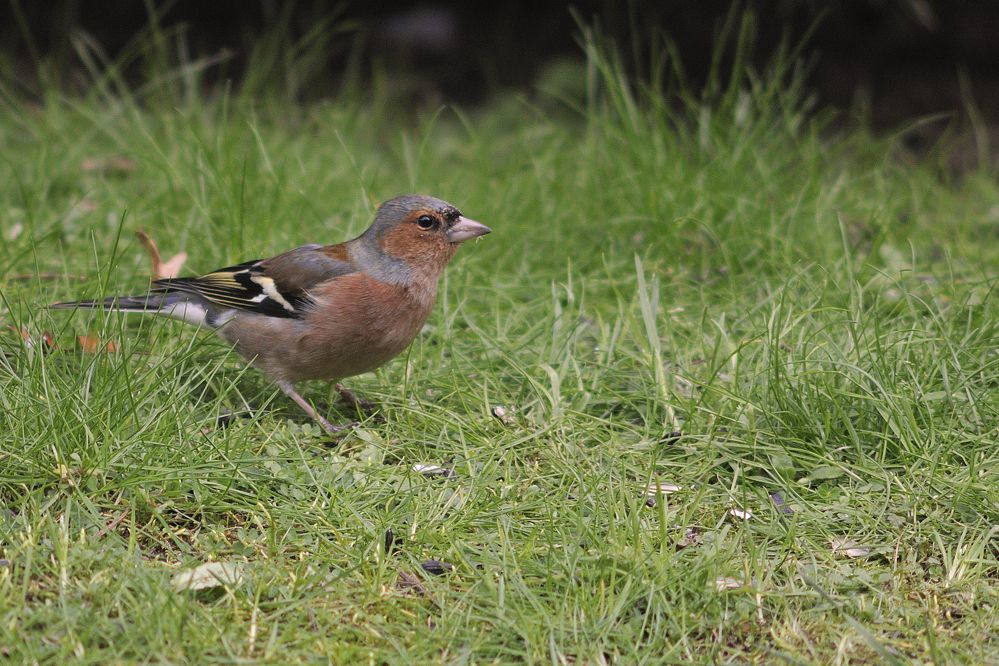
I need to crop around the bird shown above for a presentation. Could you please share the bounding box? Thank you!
[51,195,491,433]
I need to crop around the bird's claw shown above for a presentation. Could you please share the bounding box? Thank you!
[335,384,378,414]
[317,416,358,434]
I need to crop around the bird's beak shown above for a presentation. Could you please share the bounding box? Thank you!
[447,216,491,243]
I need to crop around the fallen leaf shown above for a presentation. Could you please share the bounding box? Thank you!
[397,571,426,595]
[136,230,187,279]
[95,510,130,539]
[673,375,695,398]
[172,561,243,592]
[831,538,870,558]
[81,156,136,176]
[714,577,744,591]
[675,527,700,549]
[158,253,188,278]
[491,405,516,425]
[77,335,118,353]
[646,481,682,496]
[9,326,30,343]
[7,327,57,351]
[412,463,454,479]
[645,481,682,507]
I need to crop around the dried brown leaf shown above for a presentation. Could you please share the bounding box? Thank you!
[158,252,188,279]
[9,326,30,343]
[96,510,130,539]
[675,527,701,549]
[491,405,516,426]
[397,571,426,595]
[136,230,188,279]
[81,156,136,176]
[714,577,744,592]
[7,327,57,351]
[831,538,870,558]
[646,481,682,496]
[412,463,454,479]
[172,561,243,592]
[728,508,753,521]
[77,335,118,353]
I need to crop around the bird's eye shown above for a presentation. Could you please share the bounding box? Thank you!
[416,215,436,229]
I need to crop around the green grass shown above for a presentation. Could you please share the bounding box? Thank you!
[1,28,998,664]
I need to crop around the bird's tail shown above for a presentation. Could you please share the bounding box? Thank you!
[49,292,177,312]
[50,290,218,328]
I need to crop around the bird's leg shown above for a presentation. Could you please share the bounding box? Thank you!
[335,383,378,414]
[277,380,356,434]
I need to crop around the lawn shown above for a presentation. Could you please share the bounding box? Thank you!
[1,28,997,664]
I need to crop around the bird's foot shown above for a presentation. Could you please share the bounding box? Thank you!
[316,415,359,435]
[278,379,361,436]
[335,384,379,414]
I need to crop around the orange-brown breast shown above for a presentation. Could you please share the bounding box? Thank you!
[272,272,438,381]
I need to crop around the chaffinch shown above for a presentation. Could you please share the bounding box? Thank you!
[52,195,491,433]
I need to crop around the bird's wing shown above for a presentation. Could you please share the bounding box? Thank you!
[153,243,357,318]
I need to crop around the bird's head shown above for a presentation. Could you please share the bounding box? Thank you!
[362,195,490,278]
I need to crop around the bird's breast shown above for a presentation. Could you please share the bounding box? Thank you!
[292,273,438,380]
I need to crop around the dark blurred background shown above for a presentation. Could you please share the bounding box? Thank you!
[2,0,998,130]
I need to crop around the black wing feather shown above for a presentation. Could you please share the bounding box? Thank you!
[151,245,356,319]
